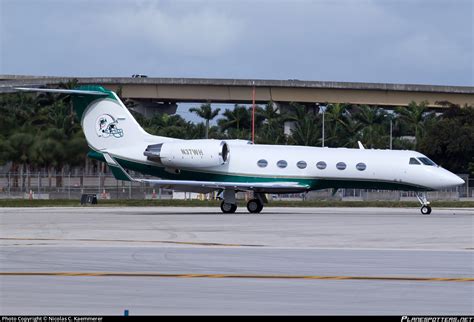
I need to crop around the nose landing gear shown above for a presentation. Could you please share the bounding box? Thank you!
[416,192,432,215]
[421,205,432,215]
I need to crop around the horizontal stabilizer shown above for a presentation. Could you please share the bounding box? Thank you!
[15,87,109,96]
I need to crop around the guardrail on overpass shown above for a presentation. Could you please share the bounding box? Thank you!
[1,75,473,108]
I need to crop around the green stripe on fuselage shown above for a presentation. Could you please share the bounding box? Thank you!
[87,150,431,192]
[87,150,106,162]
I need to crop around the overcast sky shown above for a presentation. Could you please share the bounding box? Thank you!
[0,0,472,87]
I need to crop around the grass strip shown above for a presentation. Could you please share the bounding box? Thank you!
[1,199,473,208]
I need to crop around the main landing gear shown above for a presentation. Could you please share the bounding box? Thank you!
[219,198,263,214]
[219,190,266,214]
[220,201,237,214]
[416,192,432,215]
[246,198,264,213]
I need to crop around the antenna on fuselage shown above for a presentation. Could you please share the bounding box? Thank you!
[357,141,365,150]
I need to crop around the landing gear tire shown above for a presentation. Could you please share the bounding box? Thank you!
[220,201,237,214]
[416,192,432,216]
[247,199,263,214]
[420,205,432,215]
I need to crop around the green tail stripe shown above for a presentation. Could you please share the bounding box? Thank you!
[72,85,117,121]
[109,165,131,181]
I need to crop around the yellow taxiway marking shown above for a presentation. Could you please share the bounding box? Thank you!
[0,237,262,247]
[0,272,472,282]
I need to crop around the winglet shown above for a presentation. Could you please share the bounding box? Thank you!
[103,153,133,182]
[357,141,365,150]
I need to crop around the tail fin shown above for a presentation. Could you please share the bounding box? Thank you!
[16,85,151,152]
[74,85,151,151]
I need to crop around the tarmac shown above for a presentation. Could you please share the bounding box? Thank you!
[0,206,473,315]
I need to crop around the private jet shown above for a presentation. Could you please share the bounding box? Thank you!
[16,86,465,215]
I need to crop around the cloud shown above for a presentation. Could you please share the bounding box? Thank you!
[103,3,244,57]
[0,0,471,85]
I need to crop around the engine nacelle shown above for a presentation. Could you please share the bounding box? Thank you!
[144,140,229,168]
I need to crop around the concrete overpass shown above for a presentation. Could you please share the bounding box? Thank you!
[1,75,473,110]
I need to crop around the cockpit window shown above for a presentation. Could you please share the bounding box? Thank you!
[418,157,437,166]
[409,158,421,165]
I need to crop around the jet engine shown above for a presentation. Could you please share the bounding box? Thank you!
[144,140,229,168]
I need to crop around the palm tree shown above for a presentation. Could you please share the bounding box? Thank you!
[0,136,13,166]
[324,103,350,147]
[7,132,35,188]
[287,103,321,146]
[30,99,81,187]
[396,101,432,149]
[353,105,387,148]
[29,130,64,188]
[144,113,191,139]
[189,103,220,139]
[256,102,287,144]
[218,105,251,133]
[339,116,364,148]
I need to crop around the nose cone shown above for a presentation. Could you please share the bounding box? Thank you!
[443,172,465,188]
[430,168,466,189]
[450,174,465,186]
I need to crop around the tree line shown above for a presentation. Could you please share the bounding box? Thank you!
[1,85,473,188]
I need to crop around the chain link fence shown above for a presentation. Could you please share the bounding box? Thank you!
[0,171,174,200]
[0,171,472,201]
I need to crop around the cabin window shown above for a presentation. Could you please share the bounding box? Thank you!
[336,162,347,170]
[356,163,366,171]
[277,160,288,168]
[297,161,307,169]
[257,159,268,168]
[316,161,327,170]
[409,158,421,165]
[418,157,436,166]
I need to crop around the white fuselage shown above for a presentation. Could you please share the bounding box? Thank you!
[108,138,464,192]
[80,92,464,193]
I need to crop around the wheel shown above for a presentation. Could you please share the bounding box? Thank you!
[220,201,237,214]
[420,205,432,215]
[246,199,263,214]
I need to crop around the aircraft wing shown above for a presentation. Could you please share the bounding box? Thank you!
[103,153,309,193]
[137,178,309,193]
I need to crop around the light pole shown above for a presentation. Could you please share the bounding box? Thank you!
[251,82,256,143]
[320,104,326,147]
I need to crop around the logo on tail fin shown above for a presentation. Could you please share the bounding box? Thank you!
[96,114,124,138]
